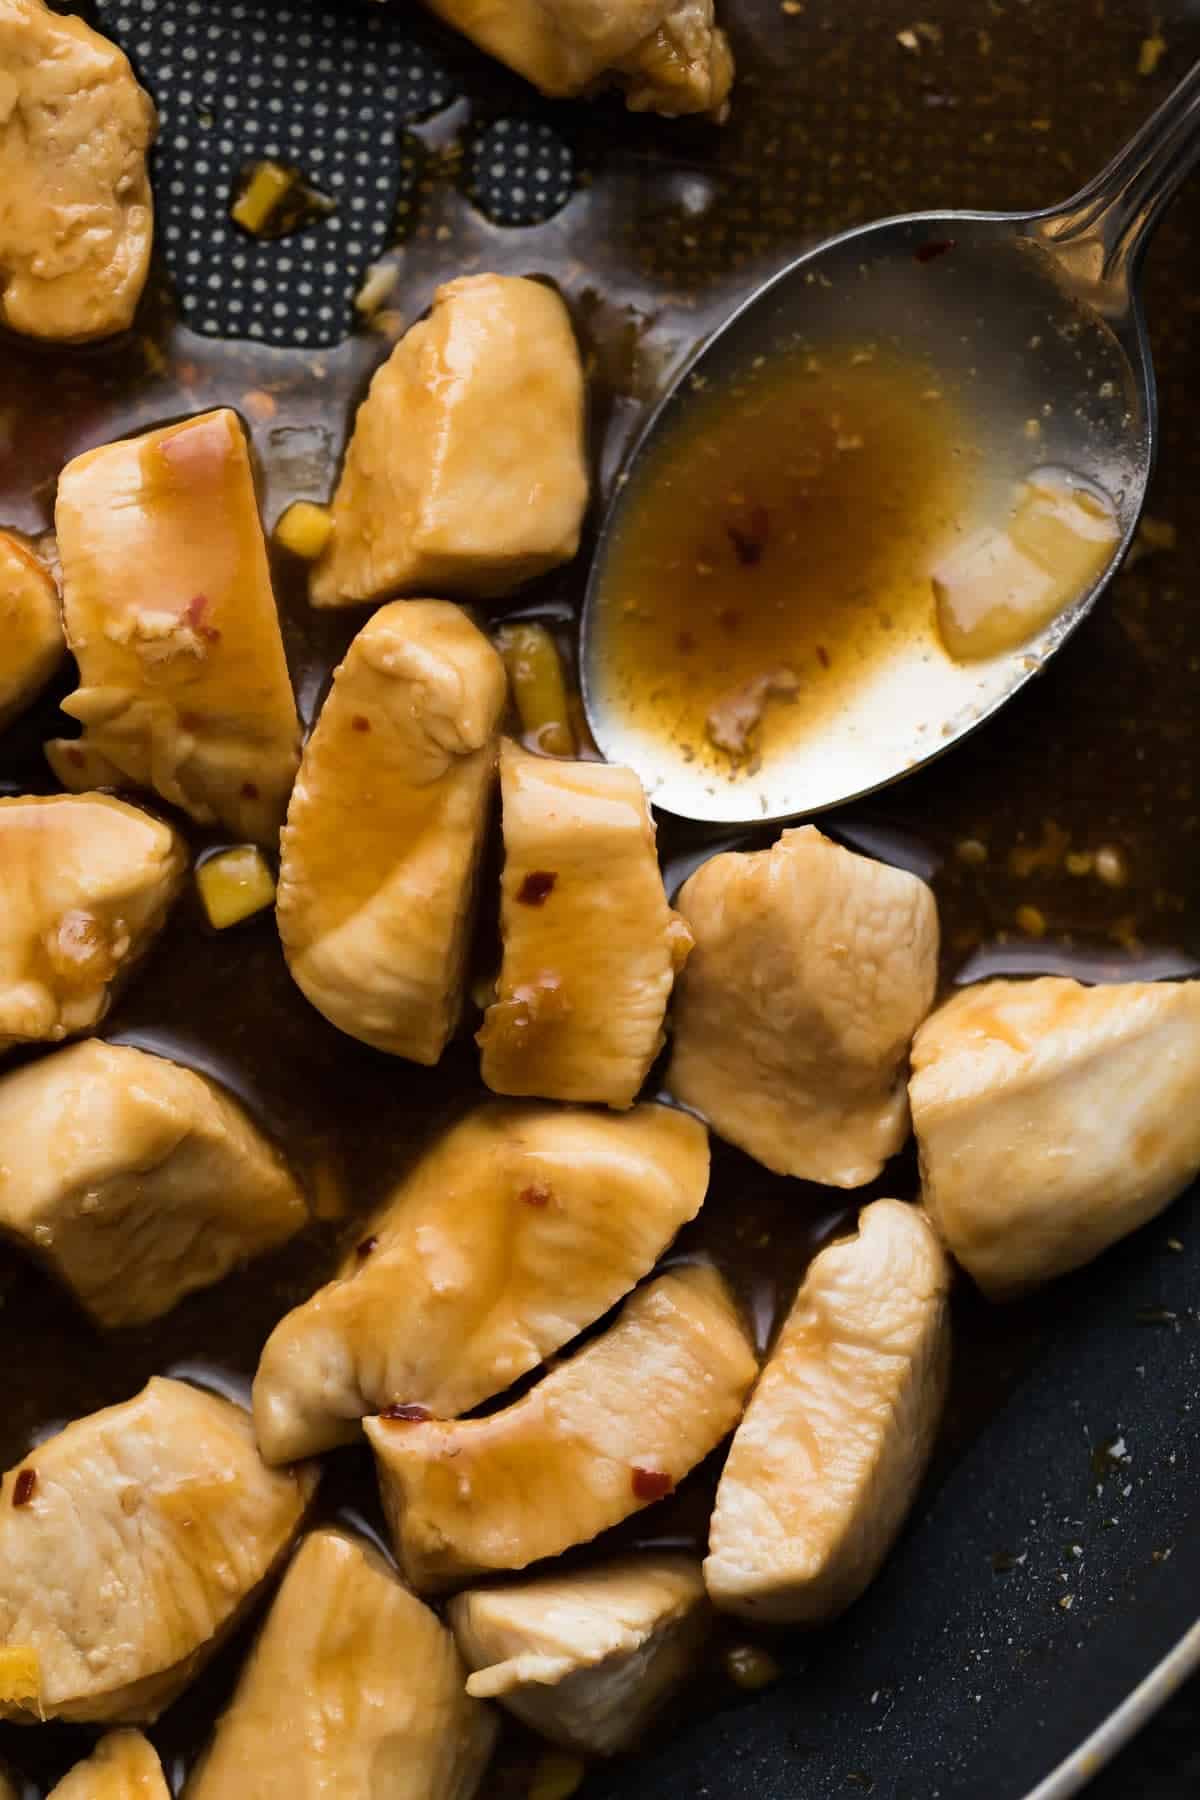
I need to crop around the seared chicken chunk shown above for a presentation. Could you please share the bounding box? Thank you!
[450,1554,709,1755]
[0,1039,305,1327]
[254,1100,708,1462]
[667,825,939,1185]
[0,0,155,341]
[311,275,588,607]
[367,1264,756,1592]
[0,794,185,1053]
[910,976,1200,1297]
[187,1528,496,1800]
[48,1731,169,1799]
[705,1199,950,1624]
[479,742,690,1108]
[0,1377,315,1724]
[424,0,734,119]
[0,532,63,729]
[277,601,505,1062]
[47,410,301,843]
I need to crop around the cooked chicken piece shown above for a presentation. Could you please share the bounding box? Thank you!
[450,1554,709,1755]
[0,0,155,342]
[0,1377,315,1724]
[277,600,505,1062]
[424,0,734,119]
[910,976,1200,1297]
[0,1039,306,1327]
[667,825,939,1185]
[47,410,301,843]
[311,275,588,607]
[478,742,690,1109]
[187,1528,497,1800]
[367,1264,756,1592]
[0,794,186,1053]
[705,1199,950,1624]
[254,1100,708,1463]
[0,532,63,729]
[48,1731,169,1799]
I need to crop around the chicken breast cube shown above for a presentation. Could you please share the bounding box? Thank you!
[187,1530,497,1800]
[311,275,588,607]
[47,410,301,843]
[254,1100,709,1463]
[0,1377,316,1724]
[0,794,186,1053]
[478,742,690,1108]
[910,976,1200,1298]
[367,1264,757,1592]
[667,825,939,1186]
[450,1554,709,1755]
[0,1039,306,1327]
[0,0,155,341]
[48,1731,169,1800]
[424,0,734,119]
[705,1199,950,1624]
[0,532,63,729]
[277,600,505,1062]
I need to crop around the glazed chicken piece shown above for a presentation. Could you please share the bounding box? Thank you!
[47,410,301,843]
[0,532,63,729]
[478,741,690,1109]
[254,1100,708,1462]
[0,794,186,1053]
[450,1554,710,1755]
[187,1528,496,1800]
[705,1199,950,1624]
[667,825,939,1185]
[0,0,155,341]
[0,1039,306,1327]
[0,1377,315,1724]
[48,1731,169,1800]
[311,275,588,607]
[367,1264,757,1592]
[424,0,734,119]
[277,601,506,1062]
[910,976,1200,1297]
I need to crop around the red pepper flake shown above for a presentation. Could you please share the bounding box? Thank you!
[12,1469,36,1508]
[66,747,85,769]
[815,644,831,669]
[717,608,742,634]
[183,593,221,643]
[351,714,371,733]
[915,238,957,263]
[631,1466,674,1503]
[520,1183,553,1208]
[517,870,557,907]
[676,631,697,654]
[727,506,769,567]
[241,781,260,800]
[379,1402,432,1423]
[356,1234,379,1259]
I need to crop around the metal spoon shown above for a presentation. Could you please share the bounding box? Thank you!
[581,62,1200,825]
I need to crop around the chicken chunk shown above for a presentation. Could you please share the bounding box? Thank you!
[450,1554,709,1755]
[187,1528,496,1800]
[367,1264,757,1592]
[254,1100,708,1463]
[910,976,1200,1297]
[0,794,186,1053]
[311,275,588,607]
[277,600,505,1062]
[0,1039,306,1327]
[478,742,690,1108]
[48,1731,169,1800]
[705,1199,950,1624]
[0,532,63,729]
[0,0,155,341]
[424,0,734,119]
[667,825,939,1185]
[47,410,301,843]
[0,1377,315,1724]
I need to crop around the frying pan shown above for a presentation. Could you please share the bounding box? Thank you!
[1,1,1199,1796]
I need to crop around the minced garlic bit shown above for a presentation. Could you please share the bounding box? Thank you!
[274,500,334,561]
[196,846,277,930]
[1094,845,1128,888]
[955,837,987,867]
[527,1752,587,1800]
[725,1643,781,1691]
[1015,904,1047,938]
[1138,32,1166,77]
[354,260,400,319]
[231,160,295,235]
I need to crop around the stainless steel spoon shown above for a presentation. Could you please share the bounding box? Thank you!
[581,61,1200,825]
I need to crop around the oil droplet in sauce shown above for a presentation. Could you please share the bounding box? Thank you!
[592,344,975,778]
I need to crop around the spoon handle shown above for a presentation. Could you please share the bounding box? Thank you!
[1036,59,1200,316]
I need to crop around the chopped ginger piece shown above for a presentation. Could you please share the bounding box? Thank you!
[274,502,334,561]
[0,1646,40,1710]
[231,161,295,235]
[197,847,276,929]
